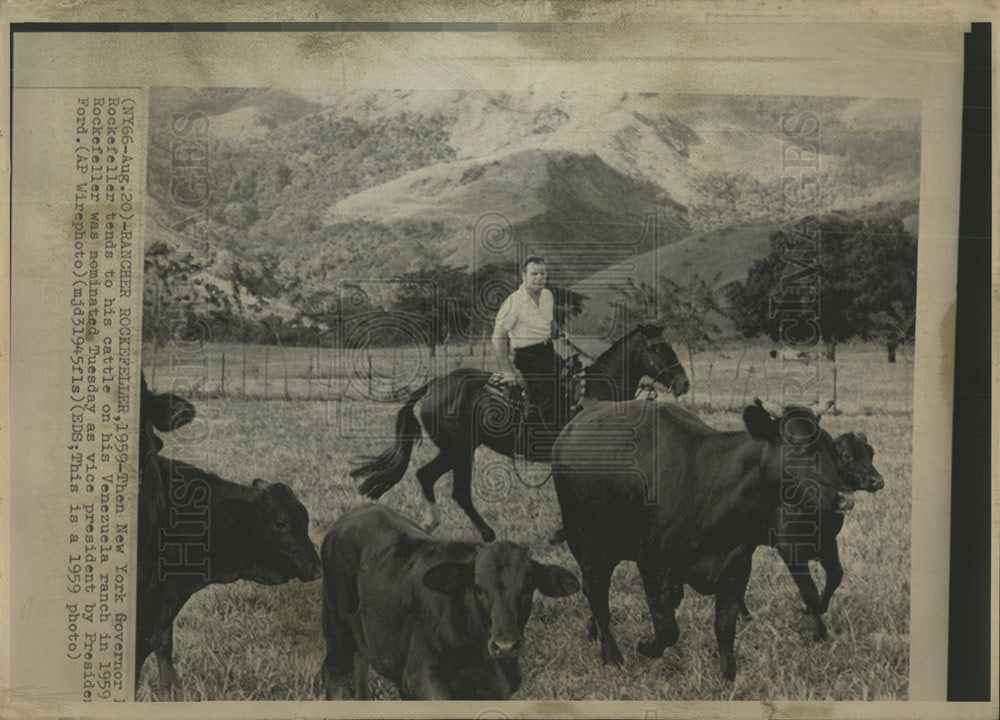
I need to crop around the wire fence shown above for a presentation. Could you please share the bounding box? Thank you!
[144,339,914,416]
[144,340,495,403]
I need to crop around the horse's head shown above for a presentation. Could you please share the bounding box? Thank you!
[635,324,690,398]
[584,323,690,401]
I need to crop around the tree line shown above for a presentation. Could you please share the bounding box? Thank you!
[726,213,917,360]
[143,253,583,355]
[144,213,917,363]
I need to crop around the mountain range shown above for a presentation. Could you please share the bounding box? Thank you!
[145,87,920,335]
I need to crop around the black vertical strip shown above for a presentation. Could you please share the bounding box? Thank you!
[947,21,992,703]
[8,28,13,327]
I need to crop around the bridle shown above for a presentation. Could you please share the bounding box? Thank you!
[559,332,684,402]
[639,340,684,394]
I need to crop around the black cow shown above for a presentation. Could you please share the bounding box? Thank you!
[138,374,196,545]
[317,505,580,700]
[740,427,884,639]
[552,400,854,680]
[139,374,196,455]
[136,374,195,685]
[138,373,195,544]
[135,457,321,688]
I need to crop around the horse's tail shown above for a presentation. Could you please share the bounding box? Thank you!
[351,382,429,499]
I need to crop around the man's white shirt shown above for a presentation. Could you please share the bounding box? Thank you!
[492,285,553,350]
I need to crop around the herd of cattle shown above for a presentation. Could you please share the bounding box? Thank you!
[136,370,883,700]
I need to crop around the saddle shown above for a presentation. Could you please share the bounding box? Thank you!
[485,365,583,427]
[485,372,525,414]
[486,360,585,464]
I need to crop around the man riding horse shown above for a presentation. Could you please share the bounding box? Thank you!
[490,256,574,462]
[351,256,690,542]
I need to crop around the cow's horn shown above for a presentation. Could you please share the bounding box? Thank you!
[753,397,781,419]
[815,399,835,418]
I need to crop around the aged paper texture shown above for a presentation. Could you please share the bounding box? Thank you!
[1,2,996,719]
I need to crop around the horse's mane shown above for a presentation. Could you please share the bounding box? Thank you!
[585,323,658,370]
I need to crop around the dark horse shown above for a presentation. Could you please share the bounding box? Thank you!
[350,323,690,542]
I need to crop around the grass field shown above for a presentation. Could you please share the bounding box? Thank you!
[137,340,912,701]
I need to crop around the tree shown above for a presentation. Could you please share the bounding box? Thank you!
[143,242,225,382]
[870,300,916,363]
[726,214,917,360]
[468,261,520,341]
[389,266,473,356]
[655,273,726,403]
[389,263,587,358]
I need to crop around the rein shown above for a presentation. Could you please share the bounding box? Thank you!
[509,462,553,489]
[644,360,676,387]
[559,335,596,364]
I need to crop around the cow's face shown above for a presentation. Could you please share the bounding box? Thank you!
[138,372,195,537]
[422,542,579,661]
[638,325,690,398]
[140,373,196,437]
[833,432,884,492]
[248,481,321,584]
[744,404,855,514]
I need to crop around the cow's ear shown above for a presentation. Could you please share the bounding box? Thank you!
[531,561,580,598]
[743,404,780,444]
[422,562,474,594]
[252,478,270,489]
[856,432,868,445]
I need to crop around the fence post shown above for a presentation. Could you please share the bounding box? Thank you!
[368,353,373,398]
[762,358,769,403]
[221,352,226,396]
[832,364,838,412]
[728,347,747,410]
[742,366,754,407]
[686,347,695,407]
[904,345,910,413]
[264,346,270,401]
[708,362,713,408]
[328,344,336,403]
[283,348,290,401]
[325,344,334,421]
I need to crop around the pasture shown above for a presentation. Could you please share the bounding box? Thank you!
[137,340,912,701]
